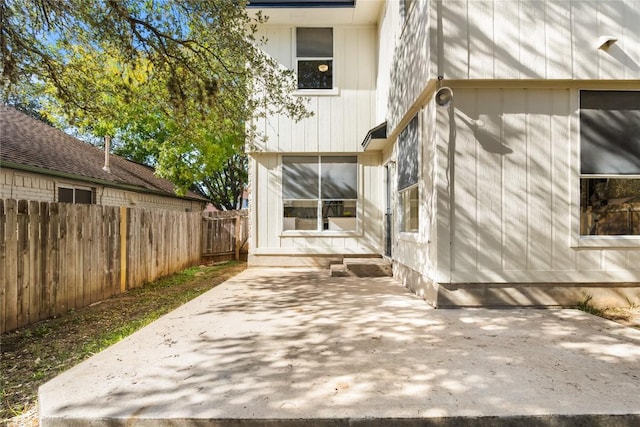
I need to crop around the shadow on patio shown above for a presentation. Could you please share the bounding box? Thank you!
[39,268,640,426]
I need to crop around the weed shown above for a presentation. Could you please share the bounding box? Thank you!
[576,294,604,316]
[624,297,639,309]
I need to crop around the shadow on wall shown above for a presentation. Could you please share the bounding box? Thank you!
[445,88,573,276]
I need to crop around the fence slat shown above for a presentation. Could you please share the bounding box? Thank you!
[64,204,76,311]
[39,202,50,321]
[28,201,41,325]
[58,203,69,315]
[49,202,61,316]
[0,200,7,333]
[17,200,29,328]
[4,200,18,332]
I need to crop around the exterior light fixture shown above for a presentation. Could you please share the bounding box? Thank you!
[318,64,329,72]
[435,87,453,107]
[597,36,618,50]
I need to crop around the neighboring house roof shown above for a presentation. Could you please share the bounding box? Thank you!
[0,105,206,202]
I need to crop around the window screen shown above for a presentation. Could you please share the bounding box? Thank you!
[296,28,333,57]
[296,27,333,90]
[580,91,640,175]
[321,156,357,199]
[398,115,419,191]
[282,156,319,199]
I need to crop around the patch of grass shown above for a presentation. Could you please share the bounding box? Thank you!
[1,261,246,426]
[576,294,604,316]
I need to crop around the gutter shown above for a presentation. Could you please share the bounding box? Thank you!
[0,160,207,203]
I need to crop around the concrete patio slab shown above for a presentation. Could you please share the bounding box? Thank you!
[39,268,640,426]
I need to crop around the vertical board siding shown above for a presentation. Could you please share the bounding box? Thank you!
[450,88,640,281]
[0,200,208,333]
[526,90,554,271]
[452,89,478,272]
[253,25,377,153]
[550,90,575,271]
[439,0,640,80]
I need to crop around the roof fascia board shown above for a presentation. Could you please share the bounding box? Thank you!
[247,1,355,8]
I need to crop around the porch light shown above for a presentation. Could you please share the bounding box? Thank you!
[318,63,329,72]
[435,87,453,106]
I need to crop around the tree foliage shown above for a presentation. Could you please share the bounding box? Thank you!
[1,0,309,204]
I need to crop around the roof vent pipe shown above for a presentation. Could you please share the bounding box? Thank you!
[103,135,111,173]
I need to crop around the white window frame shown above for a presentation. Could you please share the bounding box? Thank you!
[397,113,421,238]
[400,184,419,234]
[281,155,361,237]
[293,27,339,96]
[572,88,640,248]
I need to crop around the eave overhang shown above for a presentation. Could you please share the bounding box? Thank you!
[361,121,388,152]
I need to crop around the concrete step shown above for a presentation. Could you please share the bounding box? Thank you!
[329,263,351,277]
[343,257,392,277]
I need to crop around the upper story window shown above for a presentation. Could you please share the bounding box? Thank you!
[58,186,95,204]
[296,27,333,90]
[579,90,640,236]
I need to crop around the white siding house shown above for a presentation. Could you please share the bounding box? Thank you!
[247,0,640,307]
[247,1,385,266]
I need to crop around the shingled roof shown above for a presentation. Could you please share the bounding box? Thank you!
[0,105,205,201]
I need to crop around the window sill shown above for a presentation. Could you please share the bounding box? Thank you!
[294,87,340,97]
[573,235,640,249]
[280,230,361,238]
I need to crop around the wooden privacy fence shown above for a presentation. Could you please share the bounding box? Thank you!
[0,199,211,334]
[201,210,249,262]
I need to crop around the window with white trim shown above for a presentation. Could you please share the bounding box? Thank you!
[282,156,357,231]
[398,115,419,233]
[296,28,333,90]
[58,186,95,204]
[580,90,640,236]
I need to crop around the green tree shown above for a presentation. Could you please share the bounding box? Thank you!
[198,153,248,211]
[1,0,309,202]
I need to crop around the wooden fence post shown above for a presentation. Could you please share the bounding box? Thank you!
[120,206,127,293]
[235,214,241,261]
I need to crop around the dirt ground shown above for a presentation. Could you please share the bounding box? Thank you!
[1,261,247,427]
